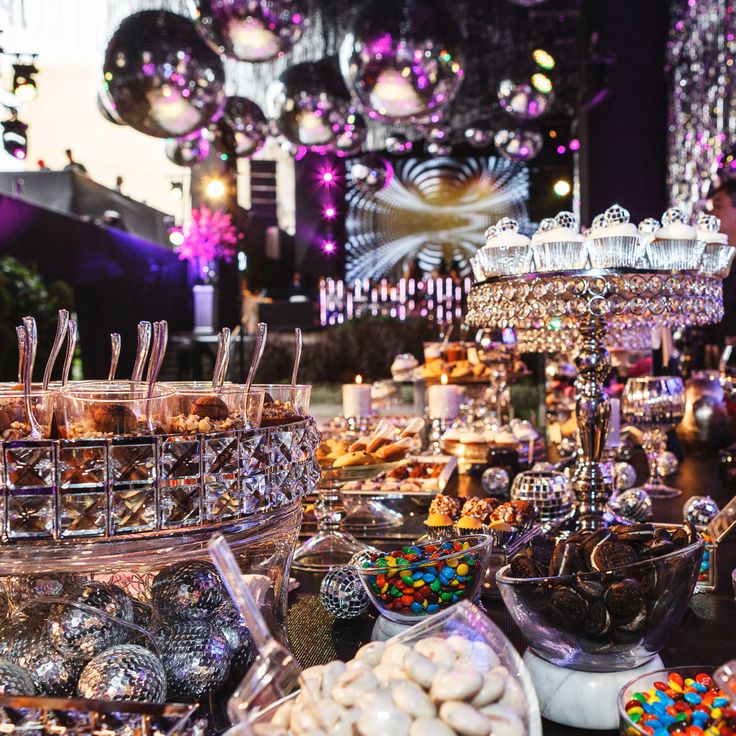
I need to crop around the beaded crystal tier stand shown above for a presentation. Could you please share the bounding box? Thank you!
[466,269,724,529]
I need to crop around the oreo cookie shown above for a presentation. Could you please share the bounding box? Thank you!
[510,554,540,579]
[547,586,587,627]
[589,540,638,572]
[529,536,554,569]
[638,537,675,559]
[573,574,605,601]
[610,523,655,544]
[548,542,579,577]
[583,599,612,636]
[603,578,644,621]
[616,603,648,632]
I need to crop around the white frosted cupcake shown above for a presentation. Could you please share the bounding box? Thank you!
[586,204,642,268]
[647,206,703,270]
[478,218,533,276]
[531,212,587,272]
[697,212,735,276]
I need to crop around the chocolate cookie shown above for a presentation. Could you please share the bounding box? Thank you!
[610,523,655,544]
[589,540,638,572]
[509,554,540,579]
[93,404,137,434]
[548,542,579,577]
[191,395,229,421]
[547,586,587,627]
[603,578,644,621]
[583,599,611,636]
[670,526,690,548]
[637,537,675,559]
[529,536,554,570]
[580,529,614,565]
[616,603,647,632]
[573,574,605,601]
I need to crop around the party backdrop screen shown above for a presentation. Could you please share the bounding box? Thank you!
[344,156,532,281]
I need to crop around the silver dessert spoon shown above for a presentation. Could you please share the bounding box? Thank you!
[131,321,152,384]
[61,320,77,387]
[42,309,70,389]
[108,332,121,381]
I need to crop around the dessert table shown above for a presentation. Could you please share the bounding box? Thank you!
[287,451,736,736]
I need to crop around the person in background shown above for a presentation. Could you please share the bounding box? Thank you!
[707,179,736,342]
[449,259,463,287]
[288,271,304,298]
[114,175,124,193]
[63,149,87,175]
[37,159,49,170]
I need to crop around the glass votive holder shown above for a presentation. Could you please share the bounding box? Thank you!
[0,388,56,440]
[58,382,175,438]
[163,382,264,433]
[254,384,311,427]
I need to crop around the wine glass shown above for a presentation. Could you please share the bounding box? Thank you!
[622,376,685,499]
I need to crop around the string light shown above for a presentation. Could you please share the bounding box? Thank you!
[322,239,336,254]
[323,205,337,219]
[169,229,184,246]
[532,48,555,70]
[553,178,571,196]
[531,72,553,94]
[206,179,226,199]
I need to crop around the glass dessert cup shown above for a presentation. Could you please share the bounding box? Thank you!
[0,387,55,440]
[587,236,643,268]
[58,383,175,439]
[291,462,404,573]
[622,376,685,499]
[496,536,704,672]
[162,382,265,433]
[253,385,311,428]
[478,245,533,277]
[354,534,493,624]
[343,494,403,531]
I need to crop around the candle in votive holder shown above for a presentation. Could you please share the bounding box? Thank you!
[606,397,621,448]
[427,374,461,420]
[343,374,372,418]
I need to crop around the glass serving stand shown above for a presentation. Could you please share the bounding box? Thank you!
[292,461,405,572]
[466,268,724,529]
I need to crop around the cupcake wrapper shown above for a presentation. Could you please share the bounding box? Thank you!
[453,524,484,537]
[533,241,589,272]
[699,243,735,277]
[423,522,454,542]
[645,238,705,270]
[478,245,533,277]
[587,235,643,269]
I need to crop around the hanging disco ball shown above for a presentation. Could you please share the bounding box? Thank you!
[103,10,226,139]
[334,111,367,157]
[96,87,126,126]
[195,0,306,62]
[494,127,543,162]
[464,124,493,149]
[339,0,464,123]
[351,155,393,194]
[266,59,352,150]
[385,133,413,155]
[215,96,269,158]
[498,78,553,120]
[166,130,212,167]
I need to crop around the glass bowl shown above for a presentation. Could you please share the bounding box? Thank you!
[162,382,265,433]
[0,388,55,440]
[253,384,311,427]
[58,382,175,438]
[618,665,726,735]
[354,534,493,623]
[496,536,704,672]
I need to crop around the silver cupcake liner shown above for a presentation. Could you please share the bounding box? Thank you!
[478,245,533,277]
[423,522,454,542]
[482,518,534,548]
[645,238,705,270]
[587,235,643,268]
[533,241,588,272]
[699,242,736,277]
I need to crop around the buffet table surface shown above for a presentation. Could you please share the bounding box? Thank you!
[288,451,736,736]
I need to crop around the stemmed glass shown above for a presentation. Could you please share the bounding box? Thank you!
[622,376,685,499]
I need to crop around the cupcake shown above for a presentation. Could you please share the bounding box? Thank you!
[493,426,518,446]
[696,213,735,276]
[429,494,462,520]
[485,500,535,546]
[531,212,587,272]
[391,353,419,381]
[647,206,703,270]
[423,513,454,541]
[461,496,500,523]
[586,204,642,268]
[454,515,484,536]
[478,218,533,277]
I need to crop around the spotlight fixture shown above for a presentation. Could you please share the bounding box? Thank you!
[205,178,226,199]
[169,229,185,246]
[170,181,184,200]
[553,178,571,197]
[323,205,337,219]
[2,117,28,159]
[12,58,39,102]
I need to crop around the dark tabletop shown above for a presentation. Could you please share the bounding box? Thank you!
[286,452,736,736]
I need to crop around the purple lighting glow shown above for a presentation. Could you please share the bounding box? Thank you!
[323,205,337,219]
[556,144,566,154]
[319,167,337,185]
[323,240,336,254]
[569,138,581,151]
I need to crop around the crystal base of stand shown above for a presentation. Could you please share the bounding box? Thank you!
[291,530,376,572]
[632,482,682,500]
[343,498,403,531]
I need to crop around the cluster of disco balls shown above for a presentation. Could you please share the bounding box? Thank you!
[0,561,254,703]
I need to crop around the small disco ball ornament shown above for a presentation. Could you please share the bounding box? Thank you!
[195,0,306,62]
[77,644,167,703]
[683,495,719,530]
[215,605,255,673]
[351,155,394,194]
[385,133,412,155]
[319,566,370,619]
[215,96,269,158]
[494,127,543,162]
[13,636,83,696]
[0,659,36,695]
[498,78,553,120]
[151,560,227,622]
[511,470,575,524]
[481,467,510,496]
[339,0,464,123]
[656,450,679,477]
[464,125,493,148]
[610,487,653,522]
[267,59,352,150]
[611,462,637,492]
[103,11,226,139]
[47,582,135,660]
[97,87,126,126]
[165,130,211,167]
[159,621,232,700]
[334,111,367,156]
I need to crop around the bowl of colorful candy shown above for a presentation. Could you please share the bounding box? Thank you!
[496,523,704,671]
[618,666,734,735]
[354,535,493,623]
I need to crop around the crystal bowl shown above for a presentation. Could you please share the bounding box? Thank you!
[496,536,704,672]
[252,384,311,427]
[354,534,493,623]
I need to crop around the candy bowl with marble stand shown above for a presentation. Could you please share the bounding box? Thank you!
[496,535,704,729]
